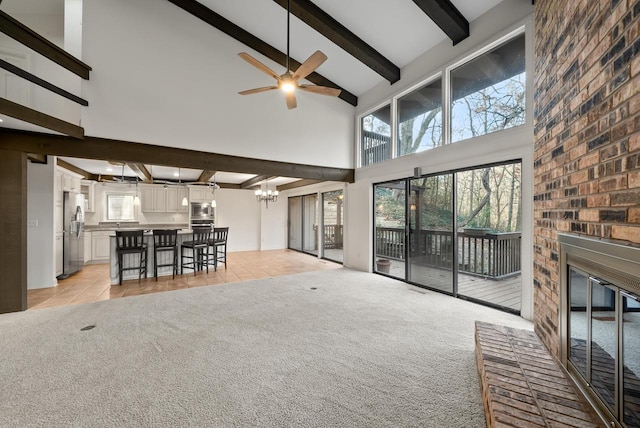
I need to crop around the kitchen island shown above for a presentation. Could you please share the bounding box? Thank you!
[108,229,205,285]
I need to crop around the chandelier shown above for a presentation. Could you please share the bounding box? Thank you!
[255,181,279,208]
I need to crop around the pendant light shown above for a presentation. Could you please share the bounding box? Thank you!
[211,175,217,208]
[179,167,188,206]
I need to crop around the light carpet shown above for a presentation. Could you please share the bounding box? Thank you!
[0,268,532,427]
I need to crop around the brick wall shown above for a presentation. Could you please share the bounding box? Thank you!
[534,0,640,355]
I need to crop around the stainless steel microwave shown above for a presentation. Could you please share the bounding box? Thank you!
[190,202,214,220]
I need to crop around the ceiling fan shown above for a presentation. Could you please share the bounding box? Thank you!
[237,0,341,109]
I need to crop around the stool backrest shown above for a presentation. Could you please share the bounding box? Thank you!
[153,229,178,247]
[116,230,145,250]
[213,227,228,242]
[192,227,211,245]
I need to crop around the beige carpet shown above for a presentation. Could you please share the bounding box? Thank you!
[0,268,532,427]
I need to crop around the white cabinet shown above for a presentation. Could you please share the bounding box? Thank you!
[92,231,111,261]
[80,180,95,212]
[189,186,209,203]
[166,187,189,212]
[84,232,92,262]
[141,185,187,212]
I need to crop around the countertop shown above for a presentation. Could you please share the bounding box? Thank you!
[85,223,189,232]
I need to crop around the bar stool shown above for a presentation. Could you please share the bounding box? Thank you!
[115,230,148,285]
[209,227,228,271]
[152,229,178,281]
[181,227,211,276]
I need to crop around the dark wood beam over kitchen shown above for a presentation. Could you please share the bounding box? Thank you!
[273,0,400,84]
[277,178,323,191]
[166,0,357,106]
[127,163,153,182]
[240,175,277,189]
[197,170,217,183]
[0,98,85,139]
[0,129,355,183]
[0,10,92,79]
[0,150,27,313]
[412,0,469,45]
[0,58,89,106]
[57,158,90,178]
[27,153,47,164]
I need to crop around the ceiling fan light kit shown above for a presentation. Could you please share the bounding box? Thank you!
[238,0,340,109]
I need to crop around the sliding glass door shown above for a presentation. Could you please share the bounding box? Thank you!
[407,174,454,294]
[373,161,522,313]
[288,197,303,251]
[303,194,318,255]
[322,190,344,263]
[374,181,406,280]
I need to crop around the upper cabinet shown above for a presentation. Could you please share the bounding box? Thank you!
[141,185,187,212]
[189,186,211,203]
[80,180,95,212]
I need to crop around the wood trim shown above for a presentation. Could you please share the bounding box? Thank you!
[0,150,27,313]
[166,0,357,106]
[56,158,90,178]
[197,170,217,183]
[0,98,85,139]
[412,0,469,45]
[27,153,47,164]
[273,0,400,84]
[127,162,153,182]
[0,58,89,106]
[240,175,276,189]
[277,178,323,191]
[0,10,91,79]
[0,128,355,183]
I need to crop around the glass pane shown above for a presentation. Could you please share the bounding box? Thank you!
[456,163,522,311]
[322,190,344,263]
[569,268,588,379]
[451,34,525,142]
[107,194,135,221]
[623,294,640,427]
[408,174,453,293]
[374,181,405,279]
[397,79,442,156]
[288,197,302,251]
[303,195,318,255]
[591,281,616,411]
[361,104,391,166]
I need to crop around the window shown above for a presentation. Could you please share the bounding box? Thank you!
[106,194,136,221]
[450,34,526,142]
[397,78,442,156]
[360,104,391,166]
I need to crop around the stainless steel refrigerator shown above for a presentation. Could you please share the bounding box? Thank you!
[58,191,85,279]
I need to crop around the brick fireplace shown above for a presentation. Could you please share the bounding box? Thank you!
[534,0,640,358]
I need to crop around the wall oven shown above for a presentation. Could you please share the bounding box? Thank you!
[190,202,215,228]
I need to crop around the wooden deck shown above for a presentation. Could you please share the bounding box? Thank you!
[383,260,521,311]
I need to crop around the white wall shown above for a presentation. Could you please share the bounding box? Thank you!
[27,160,56,289]
[81,0,354,168]
[214,189,261,252]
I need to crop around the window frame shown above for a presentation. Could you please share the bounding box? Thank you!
[104,191,138,222]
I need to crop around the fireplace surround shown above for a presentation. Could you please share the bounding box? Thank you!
[559,234,640,427]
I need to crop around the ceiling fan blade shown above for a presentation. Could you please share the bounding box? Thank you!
[292,50,327,81]
[285,91,297,109]
[238,52,281,81]
[298,84,341,97]
[238,86,278,95]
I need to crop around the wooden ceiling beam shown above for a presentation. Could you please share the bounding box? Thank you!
[0,98,84,139]
[0,128,355,183]
[412,0,469,45]
[0,10,91,79]
[240,175,277,189]
[273,0,400,84]
[166,0,357,106]
[56,158,90,178]
[277,179,323,191]
[197,170,217,183]
[27,153,47,164]
[127,162,153,182]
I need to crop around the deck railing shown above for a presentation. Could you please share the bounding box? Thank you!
[361,130,390,166]
[375,227,521,279]
[323,224,343,249]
